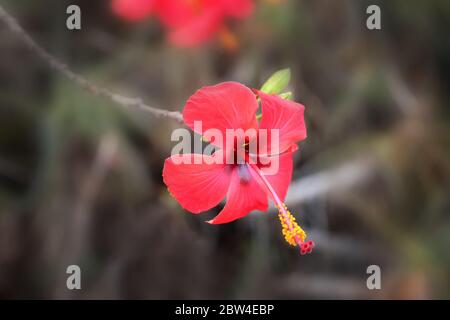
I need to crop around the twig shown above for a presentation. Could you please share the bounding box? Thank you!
[0,4,183,123]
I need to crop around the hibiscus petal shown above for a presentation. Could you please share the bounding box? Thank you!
[154,0,194,28]
[163,153,232,213]
[183,82,259,144]
[219,0,254,18]
[208,165,268,224]
[111,0,156,21]
[167,7,223,46]
[257,90,307,155]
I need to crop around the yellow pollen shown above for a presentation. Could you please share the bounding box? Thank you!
[276,203,307,246]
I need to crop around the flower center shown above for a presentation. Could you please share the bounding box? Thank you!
[250,164,314,255]
[237,164,252,183]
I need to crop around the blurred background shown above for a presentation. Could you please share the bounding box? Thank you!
[0,0,449,299]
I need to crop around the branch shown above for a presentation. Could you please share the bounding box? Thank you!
[0,4,183,123]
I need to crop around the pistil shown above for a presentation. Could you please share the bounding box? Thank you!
[250,164,314,255]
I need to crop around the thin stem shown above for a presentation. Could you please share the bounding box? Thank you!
[0,4,183,123]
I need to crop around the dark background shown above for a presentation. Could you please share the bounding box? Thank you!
[0,0,449,299]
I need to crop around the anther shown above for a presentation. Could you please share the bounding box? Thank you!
[276,202,314,255]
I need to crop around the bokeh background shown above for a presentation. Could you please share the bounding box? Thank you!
[1,0,449,299]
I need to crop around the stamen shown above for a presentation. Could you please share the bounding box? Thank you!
[250,164,314,255]
[276,203,315,255]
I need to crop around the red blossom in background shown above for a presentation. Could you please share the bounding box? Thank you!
[111,0,254,48]
[162,82,314,254]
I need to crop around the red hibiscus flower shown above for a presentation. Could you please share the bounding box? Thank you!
[111,0,253,48]
[162,82,314,254]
